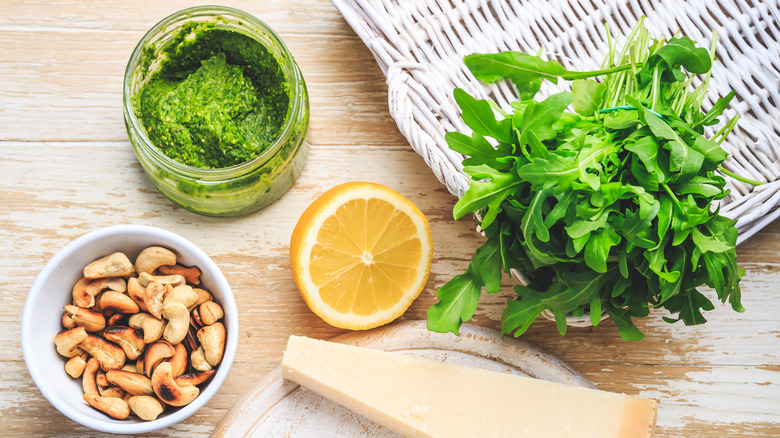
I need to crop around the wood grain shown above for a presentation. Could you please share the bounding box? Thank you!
[0,1,778,437]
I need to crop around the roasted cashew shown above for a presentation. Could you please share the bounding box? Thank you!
[106,369,154,396]
[80,334,126,371]
[99,291,140,315]
[138,272,185,288]
[83,393,130,419]
[121,364,138,373]
[197,322,225,367]
[168,343,188,378]
[61,311,76,329]
[190,345,212,372]
[192,288,212,307]
[104,326,145,360]
[135,246,176,275]
[99,385,126,399]
[144,340,175,377]
[127,395,164,421]
[72,277,126,308]
[54,327,87,358]
[128,313,164,344]
[151,362,199,407]
[158,263,201,285]
[162,303,189,345]
[191,307,204,327]
[83,252,135,280]
[107,313,129,327]
[96,371,109,387]
[143,282,167,319]
[162,285,199,309]
[199,301,224,326]
[127,277,147,312]
[65,355,87,379]
[174,370,215,387]
[63,304,106,332]
[82,357,100,396]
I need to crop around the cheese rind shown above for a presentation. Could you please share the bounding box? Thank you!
[281,335,657,438]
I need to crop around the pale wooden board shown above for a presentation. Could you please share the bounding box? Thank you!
[212,320,594,437]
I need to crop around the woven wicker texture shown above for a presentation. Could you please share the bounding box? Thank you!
[332,0,780,245]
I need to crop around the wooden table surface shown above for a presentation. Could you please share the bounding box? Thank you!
[1,1,778,436]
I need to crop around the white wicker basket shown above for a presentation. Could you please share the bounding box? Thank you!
[332,0,780,246]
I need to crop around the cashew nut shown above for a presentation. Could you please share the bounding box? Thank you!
[127,395,164,421]
[99,291,140,315]
[168,343,188,378]
[106,370,154,396]
[104,326,145,360]
[54,327,87,358]
[143,340,175,377]
[128,313,164,344]
[135,246,177,275]
[192,288,213,307]
[199,301,224,325]
[82,357,100,396]
[151,362,199,407]
[175,370,215,387]
[197,322,225,367]
[127,277,147,312]
[83,393,130,419]
[83,252,135,279]
[72,277,126,308]
[107,313,129,327]
[162,302,189,345]
[138,272,185,288]
[80,334,126,371]
[65,355,87,379]
[99,385,126,399]
[190,345,212,372]
[121,364,138,373]
[61,311,76,329]
[162,284,199,309]
[63,304,106,332]
[96,371,109,387]
[158,263,201,285]
[143,281,167,319]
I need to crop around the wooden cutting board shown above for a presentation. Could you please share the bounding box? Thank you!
[212,320,593,437]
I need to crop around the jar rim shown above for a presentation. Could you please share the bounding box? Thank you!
[123,5,305,179]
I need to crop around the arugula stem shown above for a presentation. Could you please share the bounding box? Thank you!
[561,63,642,80]
[714,114,739,144]
[651,66,661,112]
[718,167,765,186]
[662,183,682,208]
[599,105,665,119]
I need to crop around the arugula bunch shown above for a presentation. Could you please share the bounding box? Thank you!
[427,21,747,340]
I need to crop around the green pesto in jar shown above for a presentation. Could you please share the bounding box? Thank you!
[137,23,289,169]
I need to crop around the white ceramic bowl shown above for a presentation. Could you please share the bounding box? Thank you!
[22,225,238,434]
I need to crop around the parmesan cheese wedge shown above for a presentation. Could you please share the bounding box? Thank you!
[282,335,657,438]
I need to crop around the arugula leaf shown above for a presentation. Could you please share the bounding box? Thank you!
[572,79,606,116]
[427,269,481,335]
[454,88,513,143]
[695,90,736,128]
[517,92,573,144]
[429,21,744,340]
[453,170,521,223]
[606,304,645,341]
[446,131,512,171]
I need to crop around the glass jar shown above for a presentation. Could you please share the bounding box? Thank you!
[123,6,309,217]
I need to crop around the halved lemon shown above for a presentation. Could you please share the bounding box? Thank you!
[290,182,433,330]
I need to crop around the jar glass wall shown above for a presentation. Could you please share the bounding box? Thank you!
[123,6,309,217]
